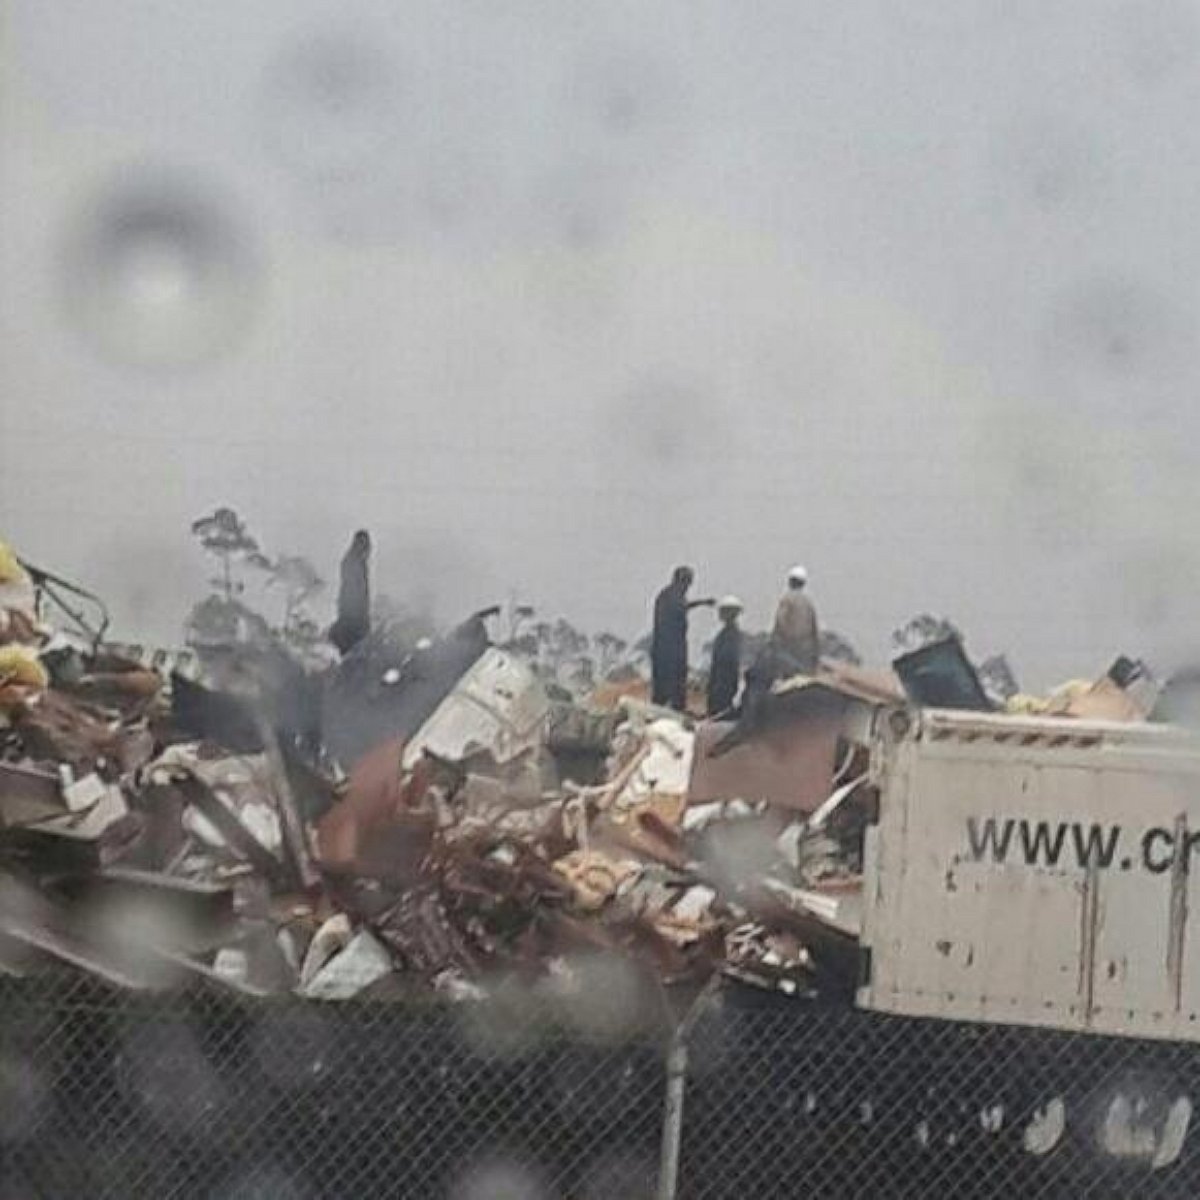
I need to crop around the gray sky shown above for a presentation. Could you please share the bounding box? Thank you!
[5,0,1200,686]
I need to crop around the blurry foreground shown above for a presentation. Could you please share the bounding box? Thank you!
[6,531,1200,1197]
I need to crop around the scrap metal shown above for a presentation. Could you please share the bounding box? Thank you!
[2,538,1179,1009]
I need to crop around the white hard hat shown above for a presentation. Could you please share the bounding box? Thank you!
[788,565,809,584]
[717,594,744,611]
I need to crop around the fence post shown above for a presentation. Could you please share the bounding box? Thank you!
[656,977,719,1200]
[657,1026,689,1200]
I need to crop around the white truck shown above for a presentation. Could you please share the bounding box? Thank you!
[858,705,1200,1044]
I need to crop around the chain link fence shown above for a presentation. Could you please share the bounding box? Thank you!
[2,971,1199,1198]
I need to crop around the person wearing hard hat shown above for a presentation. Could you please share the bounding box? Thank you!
[707,595,745,717]
[771,565,820,676]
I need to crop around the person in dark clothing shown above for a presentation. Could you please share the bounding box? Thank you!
[329,530,371,656]
[706,595,744,717]
[650,566,713,711]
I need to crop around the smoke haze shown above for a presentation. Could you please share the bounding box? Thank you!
[5,0,1200,685]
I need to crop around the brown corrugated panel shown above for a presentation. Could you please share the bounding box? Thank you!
[687,715,842,813]
[1048,675,1146,723]
[817,661,906,705]
[315,738,435,878]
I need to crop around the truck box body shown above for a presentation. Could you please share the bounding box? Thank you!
[857,707,1200,1043]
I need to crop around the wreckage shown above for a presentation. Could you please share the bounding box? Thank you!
[3,538,1200,1046]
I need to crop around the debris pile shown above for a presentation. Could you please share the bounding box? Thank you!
[0,541,1173,1004]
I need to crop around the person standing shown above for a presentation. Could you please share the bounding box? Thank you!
[650,566,712,711]
[771,565,819,676]
[330,530,371,656]
[706,596,744,717]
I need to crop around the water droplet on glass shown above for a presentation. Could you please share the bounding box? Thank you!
[449,1157,550,1200]
[60,167,261,370]
[261,30,402,181]
[579,1148,657,1200]
[0,1053,50,1144]
[212,1166,313,1200]
[1023,1096,1066,1155]
[117,1023,225,1132]
[251,1009,337,1089]
[980,1103,1006,1133]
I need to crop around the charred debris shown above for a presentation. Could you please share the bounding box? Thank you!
[0,532,1177,1006]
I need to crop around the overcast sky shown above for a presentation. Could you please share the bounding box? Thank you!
[4,0,1200,686]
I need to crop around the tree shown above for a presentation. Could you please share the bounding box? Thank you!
[266,554,325,648]
[819,629,862,666]
[185,594,242,647]
[186,508,278,655]
[190,507,269,603]
[514,616,598,694]
[891,614,963,656]
[551,618,589,661]
[594,631,628,677]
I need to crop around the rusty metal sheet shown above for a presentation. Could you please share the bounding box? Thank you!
[315,741,436,879]
[11,690,125,774]
[375,887,480,975]
[688,717,841,814]
[817,660,905,706]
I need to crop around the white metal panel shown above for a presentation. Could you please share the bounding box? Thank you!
[914,706,1197,749]
[1089,767,1189,1028]
[859,709,1200,1044]
[857,732,909,999]
[402,649,550,769]
[876,752,1086,1019]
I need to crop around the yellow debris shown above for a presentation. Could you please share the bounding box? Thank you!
[0,644,48,690]
[551,849,641,911]
[0,540,28,586]
[1008,678,1146,723]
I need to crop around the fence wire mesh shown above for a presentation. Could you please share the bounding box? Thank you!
[2,972,1200,1198]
